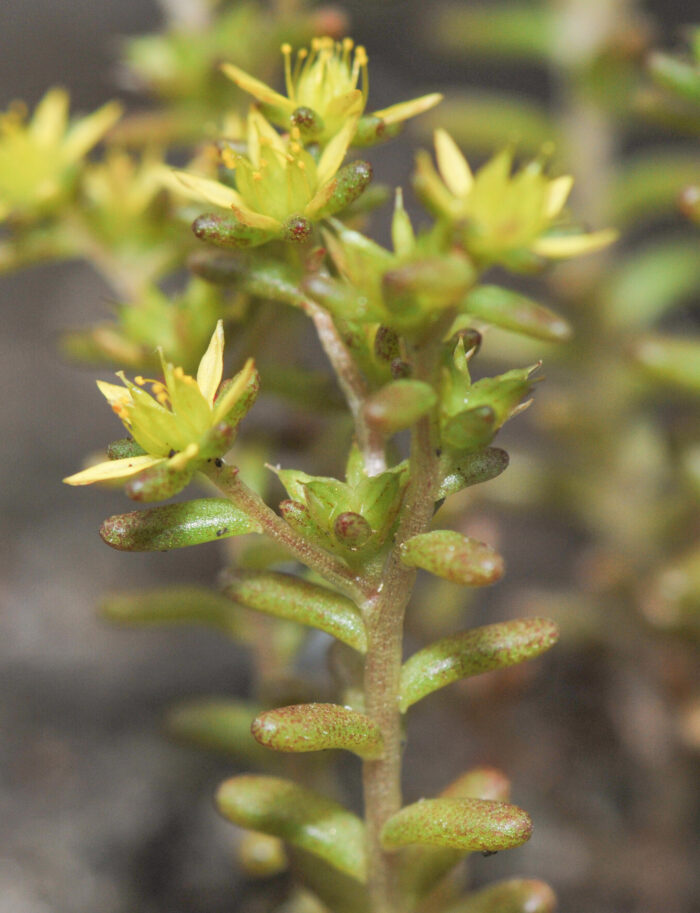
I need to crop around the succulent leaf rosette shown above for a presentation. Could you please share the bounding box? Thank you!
[64,321,258,497]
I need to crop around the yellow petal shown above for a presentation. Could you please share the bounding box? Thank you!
[247,107,286,156]
[196,320,225,407]
[545,175,573,219]
[316,110,360,187]
[61,101,122,161]
[63,454,164,486]
[213,358,256,423]
[532,228,618,259]
[221,62,295,113]
[231,204,282,232]
[372,92,443,125]
[164,169,245,209]
[96,379,131,409]
[169,442,200,470]
[30,88,69,146]
[434,128,473,199]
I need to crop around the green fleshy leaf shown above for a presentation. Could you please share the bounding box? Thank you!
[216,775,367,881]
[399,767,512,904]
[289,849,370,913]
[100,498,261,551]
[610,152,700,226]
[100,585,245,638]
[438,447,510,499]
[442,406,497,451]
[383,255,476,313]
[252,703,383,759]
[433,4,553,61]
[279,499,334,549]
[381,798,532,852]
[223,571,367,653]
[630,334,700,393]
[399,617,559,711]
[648,52,700,105]
[399,530,504,587]
[443,878,557,913]
[601,238,700,329]
[166,699,276,767]
[461,285,571,342]
[125,460,194,502]
[333,512,373,549]
[192,212,277,249]
[363,380,437,434]
[106,437,146,460]
[313,160,373,219]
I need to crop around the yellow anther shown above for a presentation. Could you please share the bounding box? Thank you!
[280,42,292,55]
[220,147,237,170]
[297,160,306,170]
[135,375,146,385]
[174,366,185,379]
[355,46,368,67]
[253,171,263,181]
[291,126,301,141]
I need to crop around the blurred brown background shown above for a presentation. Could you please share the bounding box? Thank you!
[1,2,698,912]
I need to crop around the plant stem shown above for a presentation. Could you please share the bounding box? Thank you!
[206,462,370,604]
[360,341,442,913]
[304,298,387,476]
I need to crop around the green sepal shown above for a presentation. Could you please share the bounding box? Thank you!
[373,326,401,363]
[100,585,246,638]
[461,285,571,342]
[382,254,476,313]
[192,211,278,249]
[443,878,556,913]
[353,114,402,147]
[216,775,367,881]
[398,767,511,904]
[106,437,146,460]
[125,460,195,502]
[251,703,383,759]
[442,406,497,450]
[313,160,373,219]
[100,498,261,551]
[437,447,509,499]
[213,362,261,430]
[399,617,560,711]
[166,699,278,767]
[630,334,700,393]
[399,530,504,587]
[381,797,532,853]
[279,498,334,549]
[223,571,368,653]
[363,380,437,434]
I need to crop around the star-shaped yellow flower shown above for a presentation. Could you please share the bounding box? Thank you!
[0,88,121,222]
[222,37,442,146]
[415,129,617,263]
[64,321,256,486]
[165,107,370,248]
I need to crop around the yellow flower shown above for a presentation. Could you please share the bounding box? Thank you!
[164,107,370,247]
[415,129,617,262]
[64,321,256,486]
[0,88,121,222]
[222,37,442,145]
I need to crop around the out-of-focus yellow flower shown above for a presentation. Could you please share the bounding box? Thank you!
[165,107,371,247]
[0,88,121,222]
[64,320,255,486]
[415,129,617,263]
[222,37,442,145]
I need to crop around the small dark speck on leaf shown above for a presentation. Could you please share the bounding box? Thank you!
[215,458,223,467]
[216,528,228,537]
[481,850,498,857]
